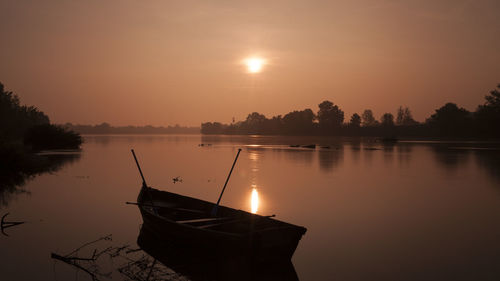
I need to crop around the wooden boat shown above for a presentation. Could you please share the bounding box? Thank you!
[130,149,307,262]
[136,185,307,261]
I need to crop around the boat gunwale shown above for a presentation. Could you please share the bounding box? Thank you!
[138,186,307,236]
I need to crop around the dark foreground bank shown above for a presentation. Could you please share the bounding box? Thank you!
[0,82,82,196]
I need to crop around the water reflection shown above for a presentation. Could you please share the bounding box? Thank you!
[432,145,472,172]
[247,148,262,214]
[137,225,299,281]
[318,148,344,172]
[397,142,413,165]
[0,152,81,207]
[282,149,314,165]
[251,187,259,214]
[349,140,362,164]
[85,134,197,147]
[49,225,299,281]
[4,136,500,281]
[429,143,500,187]
[382,143,395,165]
[474,150,500,185]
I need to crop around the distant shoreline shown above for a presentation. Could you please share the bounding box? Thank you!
[79,132,201,135]
[80,133,500,143]
[63,123,200,135]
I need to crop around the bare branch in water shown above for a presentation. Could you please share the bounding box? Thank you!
[65,234,112,257]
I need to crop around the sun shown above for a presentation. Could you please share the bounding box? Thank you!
[244,57,265,73]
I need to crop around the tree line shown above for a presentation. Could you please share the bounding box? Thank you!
[64,123,200,134]
[202,83,500,138]
[0,82,81,150]
[1,82,82,199]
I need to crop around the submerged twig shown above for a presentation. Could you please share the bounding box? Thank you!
[51,234,114,281]
[65,234,112,257]
[51,253,100,281]
[51,234,185,281]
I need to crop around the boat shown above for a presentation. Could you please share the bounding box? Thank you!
[136,185,306,261]
[130,150,307,262]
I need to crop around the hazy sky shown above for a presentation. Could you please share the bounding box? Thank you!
[1,0,499,126]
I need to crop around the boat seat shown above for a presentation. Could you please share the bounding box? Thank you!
[176,217,233,225]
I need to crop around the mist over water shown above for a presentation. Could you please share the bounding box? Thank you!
[1,135,500,281]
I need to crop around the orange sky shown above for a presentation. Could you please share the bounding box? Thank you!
[1,0,499,126]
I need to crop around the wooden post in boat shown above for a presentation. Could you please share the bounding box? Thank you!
[212,148,242,216]
[131,149,147,187]
[131,149,157,212]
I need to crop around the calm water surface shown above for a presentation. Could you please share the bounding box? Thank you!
[1,135,500,281]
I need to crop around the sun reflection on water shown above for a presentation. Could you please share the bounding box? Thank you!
[251,187,259,214]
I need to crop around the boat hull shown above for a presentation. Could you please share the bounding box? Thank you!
[137,186,306,261]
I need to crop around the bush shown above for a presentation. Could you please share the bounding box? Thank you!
[24,124,82,150]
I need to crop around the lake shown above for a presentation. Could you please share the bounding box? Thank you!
[1,135,500,281]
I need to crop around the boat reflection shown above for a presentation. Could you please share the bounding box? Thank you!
[137,225,300,281]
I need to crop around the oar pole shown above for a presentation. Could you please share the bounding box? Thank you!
[130,149,156,213]
[212,148,242,216]
[131,149,147,187]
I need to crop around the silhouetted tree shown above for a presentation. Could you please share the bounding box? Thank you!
[349,113,361,128]
[24,124,81,150]
[244,112,267,134]
[0,79,82,175]
[396,106,417,126]
[94,122,112,134]
[199,87,500,137]
[201,122,227,134]
[427,103,472,136]
[282,109,315,134]
[246,112,266,126]
[266,115,283,133]
[381,113,395,127]
[317,101,344,134]
[0,82,50,140]
[475,83,500,136]
[361,109,377,127]
[484,84,500,107]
